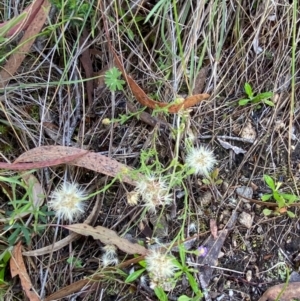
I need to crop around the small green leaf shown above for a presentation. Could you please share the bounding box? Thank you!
[8,228,21,246]
[172,259,183,270]
[186,271,200,294]
[178,296,192,301]
[127,28,135,41]
[67,257,83,268]
[0,249,11,263]
[104,67,125,92]
[263,208,272,216]
[215,179,223,185]
[261,194,272,201]
[263,175,276,191]
[144,0,166,24]
[282,193,299,204]
[202,179,210,185]
[211,168,219,180]
[22,227,31,245]
[276,196,285,209]
[238,99,250,106]
[262,99,275,107]
[273,191,282,202]
[125,268,146,283]
[252,93,272,103]
[174,271,184,280]
[256,92,273,99]
[178,245,186,267]
[287,210,296,218]
[244,83,253,97]
[138,259,147,268]
[154,287,168,301]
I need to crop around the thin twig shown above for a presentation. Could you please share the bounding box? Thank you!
[199,135,254,144]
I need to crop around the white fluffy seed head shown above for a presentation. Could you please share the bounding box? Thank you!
[49,182,86,222]
[188,222,197,233]
[102,244,117,259]
[134,175,172,212]
[101,244,118,267]
[185,146,217,176]
[101,254,119,267]
[145,250,177,283]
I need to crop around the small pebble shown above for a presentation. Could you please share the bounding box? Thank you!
[246,270,252,282]
[239,212,253,229]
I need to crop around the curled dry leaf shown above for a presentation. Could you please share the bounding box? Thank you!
[5,146,137,185]
[113,52,210,113]
[64,224,148,256]
[10,242,40,301]
[258,282,300,301]
[0,146,88,170]
[23,232,80,257]
[14,145,87,164]
[71,151,136,185]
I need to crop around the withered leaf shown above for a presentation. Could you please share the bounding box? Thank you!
[64,224,148,255]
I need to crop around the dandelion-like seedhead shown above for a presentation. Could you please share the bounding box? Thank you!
[101,255,119,267]
[134,175,172,212]
[188,222,197,233]
[126,191,139,206]
[145,249,177,290]
[49,182,86,222]
[101,244,118,267]
[185,146,217,176]
[102,244,117,258]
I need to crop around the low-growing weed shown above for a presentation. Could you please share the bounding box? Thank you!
[238,82,274,108]
[261,174,299,218]
[104,67,125,92]
[67,256,83,268]
[0,172,51,245]
[125,245,203,301]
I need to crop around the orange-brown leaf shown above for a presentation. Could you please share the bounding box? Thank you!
[10,242,40,301]
[113,52,209,113]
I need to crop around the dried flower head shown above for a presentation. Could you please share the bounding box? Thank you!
[101,255,119,267]
[145,249,177,290]
[102,244,117,259]
[188,222,197,233]
[126,191,139,206]
[101,244,118,267]
[49,182,86,222]
[185,146,217,176]
[135,175,172,212]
